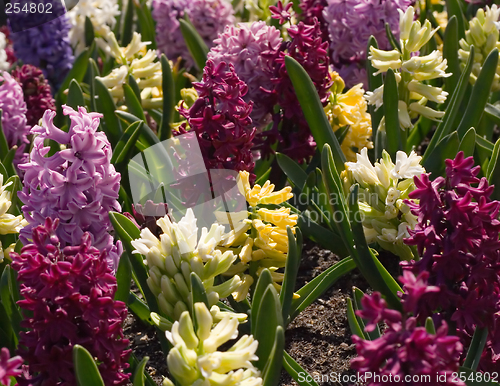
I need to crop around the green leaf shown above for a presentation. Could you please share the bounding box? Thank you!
[0,302,14,351]
[262,326,285,386]
[115,110,160,148]
[463,327,488,371]
[385,22,402,52]
[132,356,149,386]
[67,79,85,110]
[425,317,436,334]
[57,45,93,104]
[115,253,132,303]
[111,121,144,164]
[423,45,474,162]
[253,285,283,371]
[128,292,153,325]
[88,58,99,112]
[4,175,21,215]
[2,149,16,177]
[282,352,319,386]
[487,137,500,189]
[73,345,105,386]
[445,0,466,40]
[128,74,142,103]
[251,268,274,330]
[366,36,384,143]
[443,16,461,95]
[348,185,402,310]
[459,127,476,157]
[0,266,22,340]
[334,125,350,145]
[190,272,210,310]
[179,17,208,71]
[289,257,355,321]
[84,16,95,47]
[95,78,123,145]
[124,83,147,121]
[159,55,174,140]
[280,227,301,324]
[109,212,159,314]
[276,153,308,191]
[423,132,460,176]
[485,103,500,126]
[285,56,346,172]
[120,0,134,46]
[374,120,387,160]
[457,48,499,138]
[128,353,157,386]
[346,298,366,338]
[383,69,402,157]
[134,0,156,49]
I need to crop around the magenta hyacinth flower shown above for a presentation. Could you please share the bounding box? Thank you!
[11,64,56,127]
[177,60,255,175]
[152,0,234,69]
[10,218,130,385]
[208,21,283,128]
[18,105,122,269]
[404,152,500,371]
[0,348,23,386]
[323,0,412,88]
[351,272,464,385]
[298,0,329,42]
[0,71,29,166]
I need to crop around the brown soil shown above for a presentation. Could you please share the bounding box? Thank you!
[124,242,401,386]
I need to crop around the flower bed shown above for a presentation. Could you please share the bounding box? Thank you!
[0,0,500,385]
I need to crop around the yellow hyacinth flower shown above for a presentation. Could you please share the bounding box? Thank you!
[237,171,293,207]
[325,72,373,161]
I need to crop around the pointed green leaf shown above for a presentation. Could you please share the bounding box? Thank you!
[289,257,355,321]
[276,153,308,191]
[443,16,461,95]
[128,74,142,103]
[120,0,134,46]
[67,79,85,110]
[73,345,105,386]
[128,292,153,325]
[487,137,500,189]
[95,78,123,145]
[2,148,16,177]
[282,352,319,386]
[374,120,387,160]
[115,253,132,303]
[251,268,274,330]
[179,17,208,72]
[425,317,436,334]
[159,55,174,140]
[0,265,22,339]
[385,22,401,52]
[457,49,499,138]
[347,298,366,338]
[334,125,350,145]
[84,16,95,47]
[423,132,460,176]
[463,327,488,371]
[280,227,301,323]
[124,83,147,121]
[190,272,210,309]
[134,0,156,49]
[115,110,160,148]
[423,45,474,162]
[57,45,93,104]
[262,326,285,386]
[459,127,476,157]
[383,69,402,157]
[133,356,149,386]
[88,58,99,112]
[111,121,144,164]
[128,353,157,386]
[4,175,21,215]
[367,36,384,142]
[285,56,346,172]
[445,0,466,40]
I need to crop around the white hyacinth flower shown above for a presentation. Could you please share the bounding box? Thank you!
[166,303,262,386]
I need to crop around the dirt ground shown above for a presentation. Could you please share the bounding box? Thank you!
[124,241,401,386]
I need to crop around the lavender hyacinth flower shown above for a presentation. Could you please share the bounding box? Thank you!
[152,0,234,69]
[18,105,122,269]
[323,0,412,88]
[8,0,74,89]
[208,21,283,128]
[0,71,29,166]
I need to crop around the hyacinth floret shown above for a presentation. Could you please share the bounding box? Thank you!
[10,218,130,385]
[0,348,23,386]
[164,302,262,386]
[261,19,331,162]
[18,105,122,269]
[323,0,412,88]
[351,276,464,385]
[11,64,56,127]
[0,71,29,166]
[67,0,120,55]
[176,60,256,179]
[152,0,235,69]
[298,0,329,42]
[343,148,425,260]
[131,209,243,321]
[8,0,74,88]
[403,152,500,370]
[208,21,283,128]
